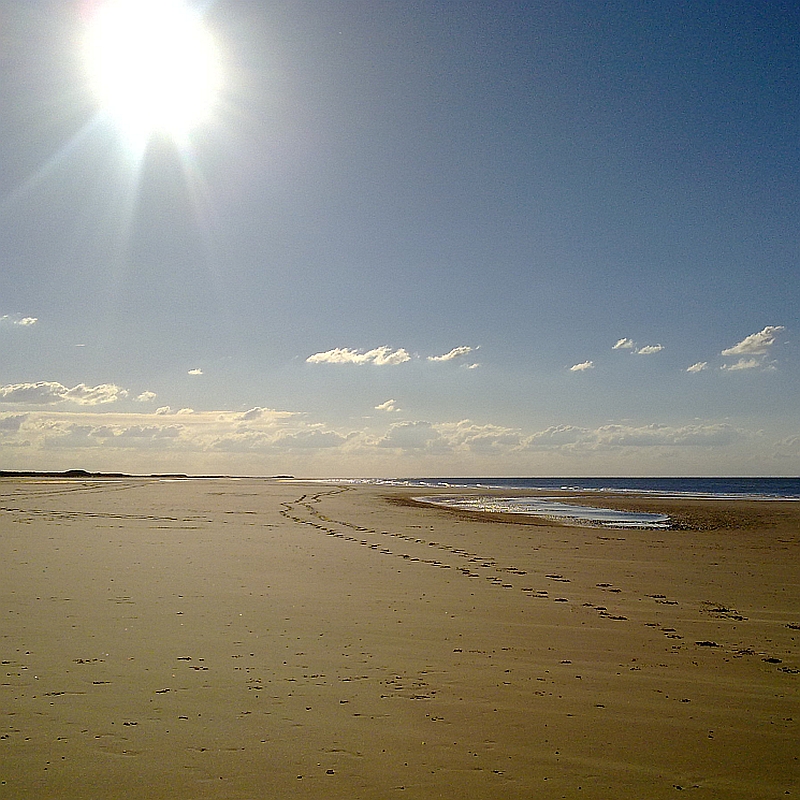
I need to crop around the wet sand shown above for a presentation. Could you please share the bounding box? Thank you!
[1,478,797,799]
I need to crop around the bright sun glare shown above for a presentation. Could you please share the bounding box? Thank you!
[85,0,220,143]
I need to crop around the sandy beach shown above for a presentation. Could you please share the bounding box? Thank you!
[1,477,797,799]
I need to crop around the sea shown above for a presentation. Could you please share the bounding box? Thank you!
[358,476,800,529]
[372,476,800,499]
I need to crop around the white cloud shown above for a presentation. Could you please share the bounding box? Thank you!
[720,357,762,372]
[375,399,399,412]
[438,420,521,452]
[594,422,740,447]
[42,420,185,450]
[686,362,708,373]
[377,420,444,450]
[519,422,748,452]
[210,421,346,453]
[569,361,594,372]
[113,424,182,439]
[307,346,411,366]
[612,338,635,350]
[209,431,273,452]
[721,326,784,356]
[188,368,203,376]
[0,382,66,405]
[155,406,172,415]
[237,407,297,423]
[371,419,521,455]
[636,344,663,355]
[427,346,476,362]
[239,407,266,421]
[1,314,38,327]
[272,429,346,449]
[0,381,127,406]
[525,425,588,448]
[136,391,157,402]
[63,384,129,405]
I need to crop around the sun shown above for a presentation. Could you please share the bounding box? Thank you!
[85,0,221,144]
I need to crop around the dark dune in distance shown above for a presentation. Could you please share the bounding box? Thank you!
[0,470,295,479]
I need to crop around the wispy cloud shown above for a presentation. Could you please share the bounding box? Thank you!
[135,391,157,402]
[0,381,127,406]
[721,357,763,372]
[612,338,635,350]
[569,360,594,372]
[307,346,411,366]
[612,337,663,355]
[636,344,663,355]
[721,326,784,357]
[188,368,204,376]
[375,399,399,412]
[427,346,476,362]
[686,361,708,373]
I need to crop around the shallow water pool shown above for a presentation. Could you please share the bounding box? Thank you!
[414,495,671,529]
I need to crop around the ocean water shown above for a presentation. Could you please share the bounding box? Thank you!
[367,476,800,528]
[375,476,800,499]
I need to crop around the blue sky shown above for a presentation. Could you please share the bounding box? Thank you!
[0,0,797,476]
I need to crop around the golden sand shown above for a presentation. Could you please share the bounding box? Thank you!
[1,478,797,799]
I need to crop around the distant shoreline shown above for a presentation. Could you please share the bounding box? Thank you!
[0,469,185,479]
[0,470,296,480]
